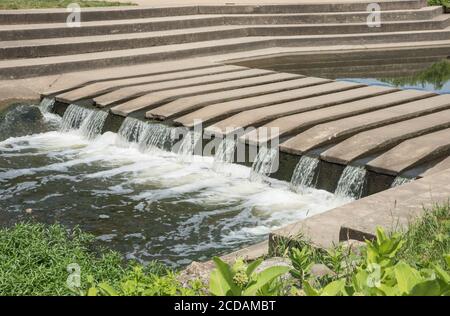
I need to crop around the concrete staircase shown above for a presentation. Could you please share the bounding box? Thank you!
[0,0,449,79]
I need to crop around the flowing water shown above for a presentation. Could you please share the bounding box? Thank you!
[250,146,278,182]
[335,166,367,199]
[290,156,320,192]
[391,176,414,187]
[0,103,349,267]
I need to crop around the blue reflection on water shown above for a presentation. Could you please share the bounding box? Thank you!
[338,78,450,94]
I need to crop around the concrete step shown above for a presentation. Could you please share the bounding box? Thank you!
[0,6,442,41]
[0,37,273,79]
[279,94,450,156]
[2,28,450,79]
[321,110,450,165]
[367,128,450,175]
[271,167,450,248]
[239,90,433,146]
[0,1,427,24]
[145,76,329,120]
[109,72,302,115]
[174,82,364,128]
[57,67,270,103]
[2,18,449,59]
[419,156,450,177]
[196,81,366,132]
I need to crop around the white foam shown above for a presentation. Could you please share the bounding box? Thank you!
[0,124,350,257]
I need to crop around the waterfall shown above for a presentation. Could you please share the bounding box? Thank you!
[138,123,173,152]
[79,110,108,140]
[176,130,202,156]
[38,97,55,113]
[214,138,236,164]
[60,104,92,132]
[213,138,236,173]
[290,156,319,192]
[335,165,367,199]
[391,176,413,187]
[250,146,278,182]
[117,117,147,144]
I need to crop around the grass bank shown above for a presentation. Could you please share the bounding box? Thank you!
[0,1,135,10]
[0,203,449,296]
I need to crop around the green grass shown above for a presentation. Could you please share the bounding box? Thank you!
[428,0,450,8]
[398,203,450,268]
[0,222,129,295]
[0,1,136,10]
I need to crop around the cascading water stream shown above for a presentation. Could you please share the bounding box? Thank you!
[176,130,202,157]
[60,104,92,132]
[290,156,320,192]
[79,110,108,140]
[38,97,55,113]
[213,138,236,172]
[59,104,108,139]
[391,176,414,187]
[117,117,147,145]
[250,146,278,182]
[335,165,367,199]
[138,123,173,153]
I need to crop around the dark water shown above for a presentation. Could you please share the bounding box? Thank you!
[0,103,346,267]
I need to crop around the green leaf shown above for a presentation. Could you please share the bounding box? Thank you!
[432,264,450,284]
[98,283,119,296]
[445,254,450,269]
[246,259,263,277]
[87,287,98,296]
[394,262,423,294]
[211,257,240,296]
[320,279,346,296]
[409,280,442,296]
[243,266,290,296]
[209,269,231,296]
[302,281,319,296]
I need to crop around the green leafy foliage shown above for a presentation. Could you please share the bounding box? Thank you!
[81,266,205,296]
[381,60,450,90]
[428,0,450,9]
[301,227,450,296]
[209,257,290,296]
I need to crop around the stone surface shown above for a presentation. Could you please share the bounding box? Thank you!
[146,75,324,120]
[322,109,450,165]
[420,156,450,177]
[178,80,359,129]
[367,128,450,175]
[55,65,244,103]
[310,264,336,278]
[109,68,274,115]
[271,167,450,249]
[280,94,450,155]
[236,89,432,145]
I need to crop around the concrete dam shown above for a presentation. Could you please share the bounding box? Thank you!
[1,0,450,261]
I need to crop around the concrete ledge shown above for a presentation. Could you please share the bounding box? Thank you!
[270,168,450,249]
